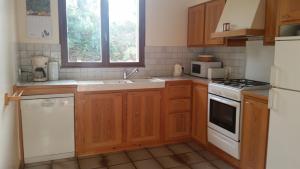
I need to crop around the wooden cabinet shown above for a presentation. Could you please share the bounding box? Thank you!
[240,96,269,169]
[191,83,208,146]
[76,92,123,155]
[127,90,161,145]
[188,4,205,47]
[264,0,279,45]
[164,81,192,141]
[204,0,225,45]
[278,0,300,24]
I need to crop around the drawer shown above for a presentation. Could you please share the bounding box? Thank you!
[168,85,192,99]
[169,99,191,113]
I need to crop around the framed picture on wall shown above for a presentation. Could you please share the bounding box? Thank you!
[26,0,51,16]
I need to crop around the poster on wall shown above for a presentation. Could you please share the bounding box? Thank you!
[26,0,52,39]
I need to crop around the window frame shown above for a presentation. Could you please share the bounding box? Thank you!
[58,0,145,68]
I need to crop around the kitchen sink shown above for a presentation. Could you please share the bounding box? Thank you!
[102,80,133,84]
[77,78,165,92]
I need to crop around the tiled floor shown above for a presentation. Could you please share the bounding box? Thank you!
[24,142,235,169]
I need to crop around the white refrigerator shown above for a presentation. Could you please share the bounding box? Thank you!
[267,36,300,169]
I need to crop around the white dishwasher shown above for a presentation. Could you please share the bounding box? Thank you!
[21,94,75,163]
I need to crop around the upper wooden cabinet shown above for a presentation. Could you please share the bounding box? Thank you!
[192,83,208,146]
[127,90,161,145]
[240,95,269,169]
[188,4,205,47]
[264,0,279,45]
[204,0,225,45]
[76,92,123,155]
[278,0,300,24]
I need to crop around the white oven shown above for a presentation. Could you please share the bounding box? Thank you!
[207,94,241,159]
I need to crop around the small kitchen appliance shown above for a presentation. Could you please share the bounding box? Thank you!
[191,61,222,78]
[173,64,183,77]
[32,56,49,82]
[208,79,269,159]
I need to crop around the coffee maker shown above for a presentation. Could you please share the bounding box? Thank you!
[32,56,49,82]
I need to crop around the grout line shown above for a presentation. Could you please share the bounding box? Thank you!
[124,151,138,169]
[145,147,168,169]
[165,143,192,169]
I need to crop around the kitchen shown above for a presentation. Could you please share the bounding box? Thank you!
[0,0,299,169]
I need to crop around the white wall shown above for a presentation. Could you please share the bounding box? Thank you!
[0,0,21,169]
[245,40,274,82]
[16,0,210,46]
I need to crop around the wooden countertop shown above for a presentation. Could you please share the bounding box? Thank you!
[243,90,269,101]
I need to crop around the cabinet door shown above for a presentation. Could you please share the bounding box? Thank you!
[127,91,161,144]
[264,0,278,45]
[76,93,123,154]
[204,0,225,45]
[192,83,208,146]
[188,4,205,47]
[166,112,191,140]
[278,0,300,24]
[241,97,269,169]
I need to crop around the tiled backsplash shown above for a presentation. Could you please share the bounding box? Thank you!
[17,43,246,81]
[203,47,246,79]
[18,43,199,81]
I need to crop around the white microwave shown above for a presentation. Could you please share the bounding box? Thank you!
[191,61,222,78]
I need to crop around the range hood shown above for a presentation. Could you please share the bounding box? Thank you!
[211,0,265,38]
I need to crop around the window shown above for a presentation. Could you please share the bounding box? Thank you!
[58,0,145,67]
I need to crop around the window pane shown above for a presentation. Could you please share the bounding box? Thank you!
[66,0,102,62]
[109,0,139,63]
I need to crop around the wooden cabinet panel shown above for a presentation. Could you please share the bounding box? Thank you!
[127,91,161,144]
[204,0,225,45]
[166,113,191,140]
[278,0,300,24]
[192,83,208,146]
[241,97,269,169]
[188,4,205,47]
[165,81,192,141]
[264,0,279,45]
[169,99,191,114]
[168,85,192,99]
[76,93,123,154]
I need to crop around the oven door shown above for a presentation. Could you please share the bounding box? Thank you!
[208,94,240,141]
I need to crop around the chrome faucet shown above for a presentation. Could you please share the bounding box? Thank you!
[123,68,139,79]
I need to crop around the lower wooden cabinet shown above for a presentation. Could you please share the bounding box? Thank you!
[127,90,161,145]
[240,96,269,169]
[76,92,123,155]
[192,83,208,146]
[164,81,192,141]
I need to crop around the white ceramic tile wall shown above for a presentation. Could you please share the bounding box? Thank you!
[17,43,201,81]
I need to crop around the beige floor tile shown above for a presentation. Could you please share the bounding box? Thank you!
[79,157,105,169]
[190,162,218,169]
[103,152,130,166]
[211,160,234,169]
[52,160,79,169]
[186,142,205,152]
[179,152,206,164]
[168,144,193,154]
[134,159,163,169]
[198,151,219,161]
[25,165,51,169]
[148,146,174,157]
[156,155,185,168]
[127,149,152,161]
[52,157,77,163]
[109,163,135,169]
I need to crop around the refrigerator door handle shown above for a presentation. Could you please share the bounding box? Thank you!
[270,66,279,86]
[268,89,278,111]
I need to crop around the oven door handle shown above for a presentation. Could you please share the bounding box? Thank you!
[209,94,240,108]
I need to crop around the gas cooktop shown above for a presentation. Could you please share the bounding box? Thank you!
[212,79,270,89]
